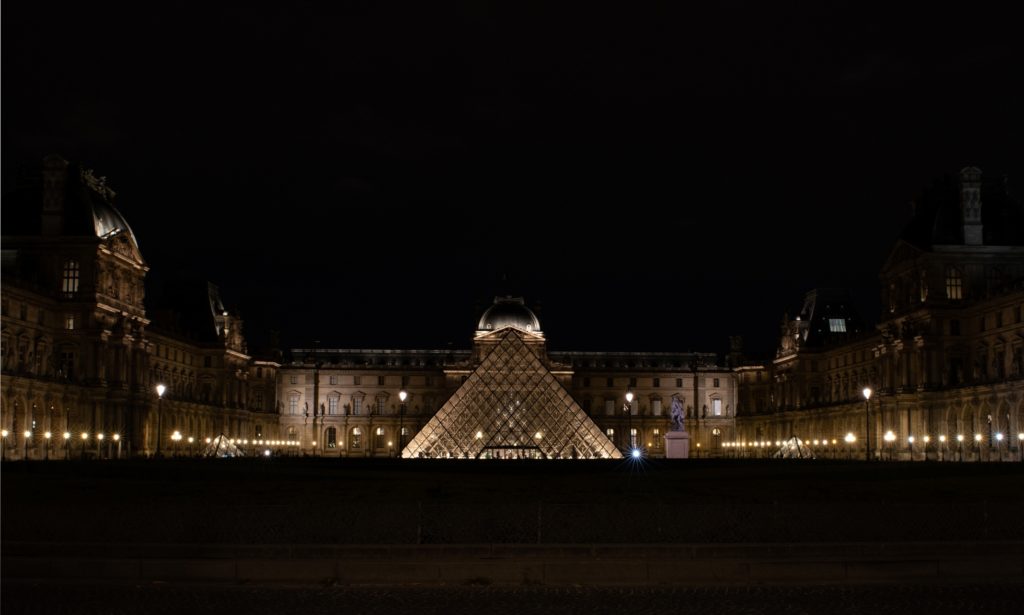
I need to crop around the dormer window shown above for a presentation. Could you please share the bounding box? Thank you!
[828,318,847,333]
[945,267,963,300]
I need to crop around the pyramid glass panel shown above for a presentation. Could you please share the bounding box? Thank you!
[403,330,621,459]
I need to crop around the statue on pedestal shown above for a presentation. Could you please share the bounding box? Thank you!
[670,396,686,432]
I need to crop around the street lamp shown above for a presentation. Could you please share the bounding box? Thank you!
[23,430,32,460]
[844,432,856,460]
[398,390,407,457]
[884,430,896,461]
[1019,433,1024,462]
[97,433,104,459]
[956,434,964,462]
[172,430,182,457]
[113,433,121,459]
[973,433,982,462]
[1,429,8,461]
[188,436,194,457]
[63,431,71,460]
[624,391,635,455]
[80,432,89,460]
[907,435,915,461]
[862,387,872,462]
[155,384,166,457]
[44,431,52,460]
[922,435,930,462]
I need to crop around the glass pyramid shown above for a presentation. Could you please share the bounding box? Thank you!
[402,330,622,459]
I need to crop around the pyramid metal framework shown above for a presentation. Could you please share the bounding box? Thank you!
[402,330,622,459]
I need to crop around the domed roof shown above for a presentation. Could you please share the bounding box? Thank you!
[477,296,541,333]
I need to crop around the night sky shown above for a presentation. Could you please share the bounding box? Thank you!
[4,2,1021,356]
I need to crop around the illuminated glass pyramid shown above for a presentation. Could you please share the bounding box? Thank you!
[402,329,621,459]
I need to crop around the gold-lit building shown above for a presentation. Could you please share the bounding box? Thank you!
[4,159,1020,461]
[734,167,1024,460]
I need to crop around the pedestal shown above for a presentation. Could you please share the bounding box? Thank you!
[665,430,690,459]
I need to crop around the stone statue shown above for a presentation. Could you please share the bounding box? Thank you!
[670,396,686,431]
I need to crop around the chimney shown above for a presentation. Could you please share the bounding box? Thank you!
[960,166,983,246]
[41,154,69,236]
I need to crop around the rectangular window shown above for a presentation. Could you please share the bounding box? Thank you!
[653,377,660,388]
[604,399,615,416]
[61,260,80,297]
[652,399,662,415]
[64,314,75,330]
[606,428,615,437]
[353,376,361,386]
[353,398,362,415]
[328,397,339,415]
[945,267,963,300]
[376,397,385,415]
[713,378,720,387]
[254,391,263,409]
[59,351,75,380]
[289,394,298,415]
[828,318,847,333]
[329,375,338,385]
[712,399,722,416]
[676,378,683,388]
[326,428,337,448]
[378,375,385,386]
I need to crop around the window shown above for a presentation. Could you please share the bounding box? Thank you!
[329,375,338,385]
[652,399,662,415]
[676,378,683,388]
[828,318,847,333]
[712,399,722,416]
[61,260,80,297]
[604,399,615,416]
[378,375,385,386]
[376,397,385,415]
[350,427,362,448]
[289,374,297,384]
[326,427,337,448]
[59,351,75,380]
[653,377,660,388]
[713,378,720,387]
[945,267,963,300]
[375,427,385,448]
[328,397,338,415]
[353,376,361,386]
[606,428,615,437]
[606,377,613,387]
[64,314,75,330]
[353,397,362,415]
[288,394,298,415]
[629,428,637,447]
[254,391,263,409]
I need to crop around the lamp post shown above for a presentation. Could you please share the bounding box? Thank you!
[63,432,71,460]
[97,433,104,459]
[907,435,915,461]
[994,432,1004,462]
[938,434,946,462]
[884,430,895,461]
[1,429,7,461]
[113,433,121,459]
[23,430,32,460]
[172,431,182,457]
[624,391,635,455]
[844,432,856,460]
[1019,433,1024,462]
[398,390,407,458]
[188,436,194,457]
[862,387,872,462]
[80,432,89,460]
[44,431,52,460]
[155,384,166,458]
[973,433,982,462]
[922,435,930,462]
[956,434,964,462]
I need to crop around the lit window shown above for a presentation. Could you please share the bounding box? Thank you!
[946,267,963,300]
[606,428,615,437]
[326,427,337,448]
[712,399,722,416]
[61,260,80,297]
[828,318,847,333]
[351,427,362,448]
[328,397,338,415]
[64,314,75,330]
[288,394,298,415]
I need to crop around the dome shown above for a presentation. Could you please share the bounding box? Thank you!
[477,296,542,333]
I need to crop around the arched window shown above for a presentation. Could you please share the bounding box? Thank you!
[350,427,362,448]
[61,260,80,297]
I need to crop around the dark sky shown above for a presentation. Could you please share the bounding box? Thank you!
[4,2,1022,355]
